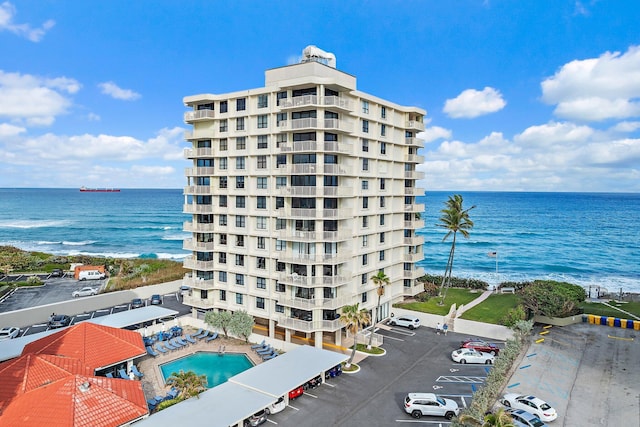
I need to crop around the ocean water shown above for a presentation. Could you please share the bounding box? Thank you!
[0,189,637,293]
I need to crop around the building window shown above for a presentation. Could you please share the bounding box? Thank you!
[219,176,228,189]
[257,196,266,209]
[236,137,246,150]
[404,279,411,288]
[276,112,287,127]
[220,119,228,132]
[257,236,266,249]
[236,117,245,131]
[362,253,368,266]
[380,141,386,154]
[219,234,227,245]
[380,231,385,242]
[257,135,268,149]
[380,178,386,190]
[257,155,267,169]
[324,175,338,187]
[257,115,268,128]
[236,196,245,208]
[275,303,284,313]
[257,94,268,108]
[275,197,284,208]
[361,273,367,284]
[257,277,266,289]
[236,293,243,304]
[362,158,369,171]
[236,98,246,111]
[220,138,228,150]
[218,252,227,263]
[219,195,227,207]
[256,297,265,309]
[362,216,368,227]
[236,215,245,227]
[379,214,385,226]
[276,177,286,188]
[380,196,385,208]
[362,139,369,152]
[362,292,368,303]
[362,235,368,247]
[219,215,227,226]
[220,289,226,301]
[219,271,227,282]
[235,254,244,266]
[379,250,385,261]
[219,158,227,170]
[236,176,245,188]
[275,240,285,251]
[275,218,286,230]
[276,91,287,106]
[362,180,368,190]
[380,106,386,119]
[200,289,208,299]
[257,257,266,269]
[362,120,369,133]
[363,197,368,209]
[257,177,267,189]
[236,274,245,286]
[236,235,244,246]
[380,124,386,137]
[362,100,369,114]
[276,281,285,292]
[220,101,228,113]
[236,157,245,170]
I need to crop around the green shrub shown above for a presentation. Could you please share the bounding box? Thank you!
[422,281,439,297]
[419,274,488,290]
[155,397,184,411]
[520,280,586,317]
[415,292,431,302]
[500,304,526,327]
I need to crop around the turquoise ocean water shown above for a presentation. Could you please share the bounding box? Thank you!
[0,188,637,293]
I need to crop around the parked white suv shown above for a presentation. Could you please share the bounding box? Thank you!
[389,314,420,330]
[404,393,460,420]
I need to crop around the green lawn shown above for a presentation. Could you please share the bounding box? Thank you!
[394,288,485,316]
[460,293,521,324]
[579,301,640,318]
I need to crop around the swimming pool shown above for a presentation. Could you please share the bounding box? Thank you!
[160,351,254,388]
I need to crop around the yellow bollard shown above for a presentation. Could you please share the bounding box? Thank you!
[539,331,549,335]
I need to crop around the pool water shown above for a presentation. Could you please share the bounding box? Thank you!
[160,352,254,388]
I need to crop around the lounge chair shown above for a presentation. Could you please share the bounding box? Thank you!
[198,330,212,340]
[263,352,278,361]
[251,340,266,349]
[131,365,144,378]
[175,337,188,346]
[118,368,129,380]
[192,328,204,338]
[205,332,219,342]
[257,345,273,355]
[166,387,180,400]
[154,342,168,353]
[106,372,114,378]
[147,399,157,410]
[254,344,269,353]
[146,346,159,357]
[164,340,178,350]
[184,334,196,344]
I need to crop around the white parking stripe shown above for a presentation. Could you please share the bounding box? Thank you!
[303,392,318,398]
[395,420,449,425]
[288,405,299,411]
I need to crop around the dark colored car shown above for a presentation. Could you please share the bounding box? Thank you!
[460,338,500,355]
[50,268,63,277]
[288,385,304,400]
[131,298,144,309]
[150,294,162,305]
[48,314,71,329]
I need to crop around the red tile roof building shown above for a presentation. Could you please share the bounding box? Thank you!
[0,323,149,426]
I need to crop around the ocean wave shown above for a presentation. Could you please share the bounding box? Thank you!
[62,240,97,246]
[0,219,72,229]
[64,249,189,260]
[161,234,189,241]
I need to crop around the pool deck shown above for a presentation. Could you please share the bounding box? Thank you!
[137,329,265,401]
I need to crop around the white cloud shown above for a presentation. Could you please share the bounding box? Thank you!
[417,126,452,143]
[0,70,80,126]
[98,81,141,101]
[541,45,640,121]
[0,122,24,136]
[610,121,640,133]
[0,2,55,42]
[443,87,506,118]
[87,113,101,121]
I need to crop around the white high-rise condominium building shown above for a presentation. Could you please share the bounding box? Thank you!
[182,47,426,348]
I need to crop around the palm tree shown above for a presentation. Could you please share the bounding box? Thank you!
[339,303,371,367]
[166,369,207,399]
[367,270,390,349]
[437,194,476,305]
[459,408,516,427]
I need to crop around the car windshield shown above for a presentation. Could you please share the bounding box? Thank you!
[531,417,545,427]
[539,402,551,410]
[436,397,446,406]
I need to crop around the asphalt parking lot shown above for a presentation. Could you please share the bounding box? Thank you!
[266,325,504,427]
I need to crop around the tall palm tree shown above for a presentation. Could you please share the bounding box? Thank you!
[339,303,371,367]
[437,194,475,305]
[166,369,208,399]
[367,270,390,349]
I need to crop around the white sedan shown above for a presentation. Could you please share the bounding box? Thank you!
[451,348,495,364]
[502,393,558,422]
[72,287,98,297]
[0,327,20,341]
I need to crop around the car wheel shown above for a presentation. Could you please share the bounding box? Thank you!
[408,325,415,330]
[73,294,78,298]
[265,408,270,415]
[389,321,396,326]
[485,359,493,365]
[411,410,422,419]
[445,411,455,420]
[503,400,511,407]
[460,359,466,364]
[490,350,496,356]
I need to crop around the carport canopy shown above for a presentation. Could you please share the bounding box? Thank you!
[85,306,178,329]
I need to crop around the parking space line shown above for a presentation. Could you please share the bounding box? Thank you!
[323,383,336,388]
[303,392,318,398]
[266,419,277,425]
[114,305,127,308]
[436,375,485,383]
[381,334,405,342]
[288,405,299,411]
[395,420,449,425]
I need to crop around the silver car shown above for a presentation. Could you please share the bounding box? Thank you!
[72,287,98,297]
[389,314,420,330]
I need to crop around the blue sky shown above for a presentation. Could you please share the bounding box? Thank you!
[1,0,639,192]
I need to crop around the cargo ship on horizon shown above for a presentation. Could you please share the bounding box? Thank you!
[79,186,121,192]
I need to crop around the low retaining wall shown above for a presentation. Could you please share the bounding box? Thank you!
[533,314,583,327]
[584,314,640,330]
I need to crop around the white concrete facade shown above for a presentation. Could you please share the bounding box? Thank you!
[181,55,426,347]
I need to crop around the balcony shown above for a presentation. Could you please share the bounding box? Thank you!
[183,239,216,252]
[323,141,353,154]
[403,236,424,246]
[278,252,350,265]
[290,118,318,130]
[183,257,215,271]
[277,140,318,153]
[323,96,352,110]
[404,187,424,196]
[183,276,216,290]
[405,137,424,147]
[183,204,213,214]
[277,294,353,310]
[404,267,425,279]
[277,186,320,197]
[405,154,425,163]
[405,120,425,131]
[184,185,213,195]
[183,221,216,233]
[322,186,353,197]
[184,110,215,122]
[183,295,216,309]
[403,252,423,263]
[184,148,213,159]
[279,95,319,109]
[321,208,352,219]
[403,219,425,229]
[404,171,425,179]
[277,273,352,287]
[185,167,215,176]
[184,130,214,140]
[276,316,343,332]
[277,229,351,242]
[281,164,319,175]
[324,118,354,133]
[322,164,348,175]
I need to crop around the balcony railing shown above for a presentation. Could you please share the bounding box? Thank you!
[279,95,319,109]
[183,221,217,233]
[182,276,216,290]
[277,273,352,287]
[183,295,216,308]
[404,203,425,213]
[184,130,214,140]
[323,141,353,154]
[324,118,354,133]
[404,171,425,179]
[404,253,423,263]
[322,164,348,175]
[405,137,423,147]
[405,154,425,163]
[184,148,213,158]
[277,140,318,153]
[403,236,424,246]
[403,219,425,229]
[184,185,212,195]
[277,294,352,310]
[323,96,352,110]
[406,120,425,131]
[404,267,425,279]
[183,204,213,214]
[183,239,216,252]
[185,167,215,176]
[183,257,215,271]
[276,316,343,332]
[404,187,424,196]
[277,229,350,242]
[278,253,350,265]
[184,110,215,122]
[290,118,318,130]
